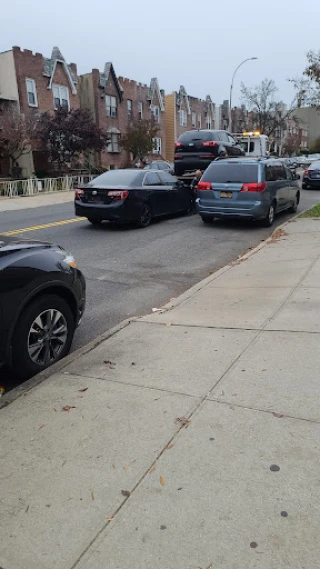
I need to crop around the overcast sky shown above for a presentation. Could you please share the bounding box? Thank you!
[2,0,320,106]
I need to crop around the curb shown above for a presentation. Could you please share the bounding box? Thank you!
[0,212,299,409]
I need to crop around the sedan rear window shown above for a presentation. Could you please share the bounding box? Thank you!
[202,162,259,183]
[178,131,214,143]
[87,170,143,187]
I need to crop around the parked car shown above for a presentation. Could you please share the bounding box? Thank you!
[196,158,300,227]
[174,130,245,176]
[144,161,174,173]
[302,160,320,189]
[0,237,86,379]
[75,169,192,228]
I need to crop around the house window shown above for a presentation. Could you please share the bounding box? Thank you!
[26,78,38,107]
[180,110,187,127]
[138,101,143,120]
[198,114,201,128]
[151,105,160,123]
[127,99,132,120]
[53,85,70,110]
[206,116,212,129]
[106,95,117,118]
[192,111,196,128]
[153,137,161,154]
[107,132,120,153]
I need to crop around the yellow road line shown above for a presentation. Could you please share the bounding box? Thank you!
[1,217,86,236]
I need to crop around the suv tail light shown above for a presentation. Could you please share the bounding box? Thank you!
[240,182,266,193]
[202,141,217,147]
[175,141,183,148]
[75,189,84,199]
[108,190,129,201]
[307,169,313,176]
[197,181,212,190]
[304,170,309,176]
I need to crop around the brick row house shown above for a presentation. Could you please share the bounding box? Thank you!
[0,46,80,178]
[79,64,166,170]
[165,86,217,163]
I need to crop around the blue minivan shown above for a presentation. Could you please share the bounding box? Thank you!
[196,158,300,226]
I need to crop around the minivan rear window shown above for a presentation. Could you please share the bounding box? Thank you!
[202,162,259,183]
[178,131,214,143]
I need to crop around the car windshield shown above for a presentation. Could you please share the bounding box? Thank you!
[87,170,142,187]
[202,162,259,183]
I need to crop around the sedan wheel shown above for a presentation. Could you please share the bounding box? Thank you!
[12,295,75,379]
[137,205,152,228]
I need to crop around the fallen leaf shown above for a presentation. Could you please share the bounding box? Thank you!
[104,360,116,369]
[175,417,191,428]
[131,362,136,366]
[232,393,238,396]
[123,465,128,470]
[25,504,29,513]
[154,398,160,401]
[107,517,114,521]
[160,476,165,486]
[112,464,115,469]
[79,387,88,393]
[166,323,172,327]
[121,490,130,497]
[53,408,57,412]
[221,391,225,396]
[273,412,284,418]
[167,443,174,449]
[205,564,213,569]
[62,405,76,412]
[91,491,95,501]
[38,424,47,431]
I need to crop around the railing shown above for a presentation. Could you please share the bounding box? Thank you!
[0,174,95,199]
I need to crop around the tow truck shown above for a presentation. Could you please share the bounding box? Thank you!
[233,131,269,158]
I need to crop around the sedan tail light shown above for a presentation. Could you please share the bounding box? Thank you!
[197,181,212,190]
[107,190,129,201]
[75,189,84,199]
[240,182,266,192]
[202,141,217,147]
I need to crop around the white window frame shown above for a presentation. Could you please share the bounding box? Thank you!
[180,109,187,127]
[106,95,117,118]
[206,116,212,129]
[191,111,196,128]
[107,132,120,153]
[153,137,162,154]
[127,99,133,119]
[151,105,160,123]
[26,78,38,107]
[198,114,201,129]
[53,84,70,111]
[138,101,143,120]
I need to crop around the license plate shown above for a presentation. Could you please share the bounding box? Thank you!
[316,174,320,178]
[220,191,232,198]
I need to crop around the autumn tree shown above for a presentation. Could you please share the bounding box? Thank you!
[120,119,160,162]
[283,133,301,156]
[36,108,109,176]
[241,79,297,138]
[0,103,34,177]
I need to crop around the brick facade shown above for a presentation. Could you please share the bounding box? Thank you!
[165,87,216,163]
[79,64,166,170]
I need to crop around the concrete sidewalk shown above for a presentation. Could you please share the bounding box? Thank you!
[1,217,320,569]
[0,191,73,212]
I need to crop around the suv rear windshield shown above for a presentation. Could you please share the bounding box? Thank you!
[202,162,259,183]
[178,131,216,143]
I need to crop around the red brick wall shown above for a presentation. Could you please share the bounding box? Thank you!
[12,46,80,118]
[174,94,211,142]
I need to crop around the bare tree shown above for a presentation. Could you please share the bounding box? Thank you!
[283,133,301,157]
[0,103,34,177]
[291,50,320,108]
[240,79,297,139]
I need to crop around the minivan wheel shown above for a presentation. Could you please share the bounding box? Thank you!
[137,204,152,228]
[263,203,275,227]
[289,193,299,213]
[12,294,75,380]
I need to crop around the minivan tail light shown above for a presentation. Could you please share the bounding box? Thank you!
[240,182,266,192]
[202,141,217,147]
[75,189,84,199]
[197,181,212,190]
[107,190,129,200]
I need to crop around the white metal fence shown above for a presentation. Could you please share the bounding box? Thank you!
[0,175,95,199]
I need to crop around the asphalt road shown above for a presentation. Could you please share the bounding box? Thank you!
[1,187,319,390]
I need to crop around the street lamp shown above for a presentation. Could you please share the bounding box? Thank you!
[229,57,258,133]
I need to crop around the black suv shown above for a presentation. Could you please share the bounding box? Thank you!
[174,130,245,176]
